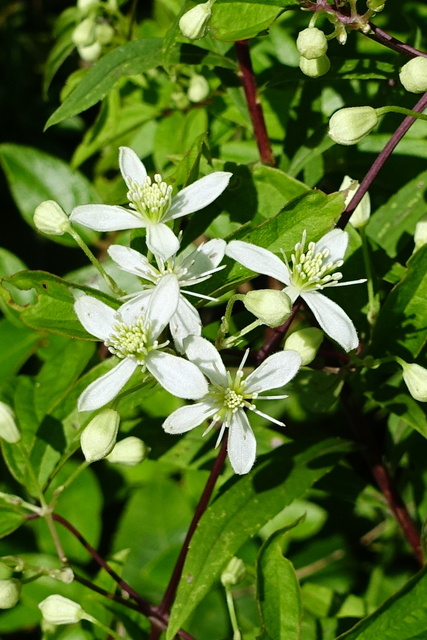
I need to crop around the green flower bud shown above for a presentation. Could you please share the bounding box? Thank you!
[106,436,150,466]
[187,74,210,103]
[299,54,331,78]
[328,106,378,145]
[0,402,21,444]
[72,17,96,48]
[399,57,427,94]
[77,41,102,62]
[77,0,100,12]
[48,567,75,584]
[179,1,212,40]
[339,176,371,229]
[414,215,427,251]
[0,579,21,609]
[80,409,120,463]
[400,362,427,402]
[39,595,84,625]
[34,200,70,236]
[283,327,323,365]
[296,28,328,60]
[95,22,114,45]
[366,0,386,11]
[244,289,292,328]
[221,557,246,587]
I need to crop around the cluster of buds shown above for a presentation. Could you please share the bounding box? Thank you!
[72,0,115,62]
[297,28,330,78]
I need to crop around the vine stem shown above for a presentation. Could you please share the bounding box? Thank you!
[235,40,275,166]
[366,23,427,59]
[255,301,302,365]
[337,91,427,229]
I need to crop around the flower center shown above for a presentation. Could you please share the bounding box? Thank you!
[290,233,343,292]
[106,316,152,362]
[126,174,173,224]
[210,370,257,424]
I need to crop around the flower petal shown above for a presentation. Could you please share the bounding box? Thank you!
[108,245,156,282]
[245,350,302,394]
[167,172,232,220]
[184,336,228,386]
[314,229,348,263]
[228,410,257,475]
[146,223,180,261]
[119,146,147,184]
[302,290,358,352]
[184,239,226,281]
[170,297,202,353]
[70,204,145,232]
[78,358,138,412]
[74,295,116,340]
[226,241,290,285]
[146,351,208,399]
[119,290,153,321]
[145,273,179,337]
[163,402,216,434]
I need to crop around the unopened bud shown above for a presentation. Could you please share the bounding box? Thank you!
[80,409,120,463]
[77,0,99,11]
[299,54,331,78]
[0,579,21,609]
[95,22,114,45]
[188,74,210,103]
[39,595,84,625]
[283,328,323,365]
[366,0,386,11]
[179,1,212,40]
[0,402,21,444]
[221,557,246,587]
[34,200,70,236]
[339,176,371,228]
[400,362,427,402]
[48,567,74,584]
[296,28,328,60]
[329,106,378,145]
[106,437,149,466]
[244,290,292,328]
[399,57,427,94]
[72,17,96,48]
[77,41,102,62]
[414,215,427,251]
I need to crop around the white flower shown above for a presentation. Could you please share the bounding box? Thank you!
[226,230,365,352]
[74,274,208,411]
[108,239,226,352]
[70,147,232,261]
[163,336,301,475]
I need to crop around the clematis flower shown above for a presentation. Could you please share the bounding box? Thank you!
[70,146,232,261]
[74,274,208,411]
[226,230,365,352]
[163,336,301,474]
[108,239,226,352]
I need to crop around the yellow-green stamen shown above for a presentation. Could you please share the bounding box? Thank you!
[126,174,173,223]
[290,232,343,291]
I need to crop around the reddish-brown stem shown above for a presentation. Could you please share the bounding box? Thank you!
[235,40,275,166]
[366,24,427,59]
[255,301,302,365]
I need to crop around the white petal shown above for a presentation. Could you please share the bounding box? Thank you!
[302,291,358,352]
[119,290,153,322]
[184,336,228,386]
[146,223,180,261]
[163,402,216,434]
[245,350,302,394]
[228,410,257,475]
[146,351,208,399]
[226,241,290,285]
[170,297,202,353]
[167,172,232,220]
[146,274,179,337]
[78,358,138,412]
[108,245,156,282]
[314,229,348,263]
[74,295,116,341]
[185,239,226,281]
[119,147,147,185]
[70,204,144,232]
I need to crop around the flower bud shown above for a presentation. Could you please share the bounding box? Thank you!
[106,436,150,466]
[48,567,75,584]
[38,595,84,625]
[400,362,427,402]
[77,41,102,62]
[296,28,328,60]
[0,579,21,609]
[366,0,386,11]
[221,557,246,587]
[34,201,70,236]
[339,176,371,229]
[187,74,210,103]
[80,409,120,463]
[399,57,427,94]
[0,402,21,444]
[414,215,427,251]
[77,0,99,12]
[179,1,212,40]
[283,328,323,365]
[244,289,292,328]
[95,22,114,45]
[72,17,96,48]
[299,54,331,78]
[328,106,378,145]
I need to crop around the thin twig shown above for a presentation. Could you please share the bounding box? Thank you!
[366,24,427,59]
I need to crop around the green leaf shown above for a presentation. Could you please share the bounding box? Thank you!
[211,1,291,41]
[257,520,304,640]
[166,438,352,639]
[0,319,40,383]
[335,565,427,639]
[0,497,27,539]
[45,38,164,128]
